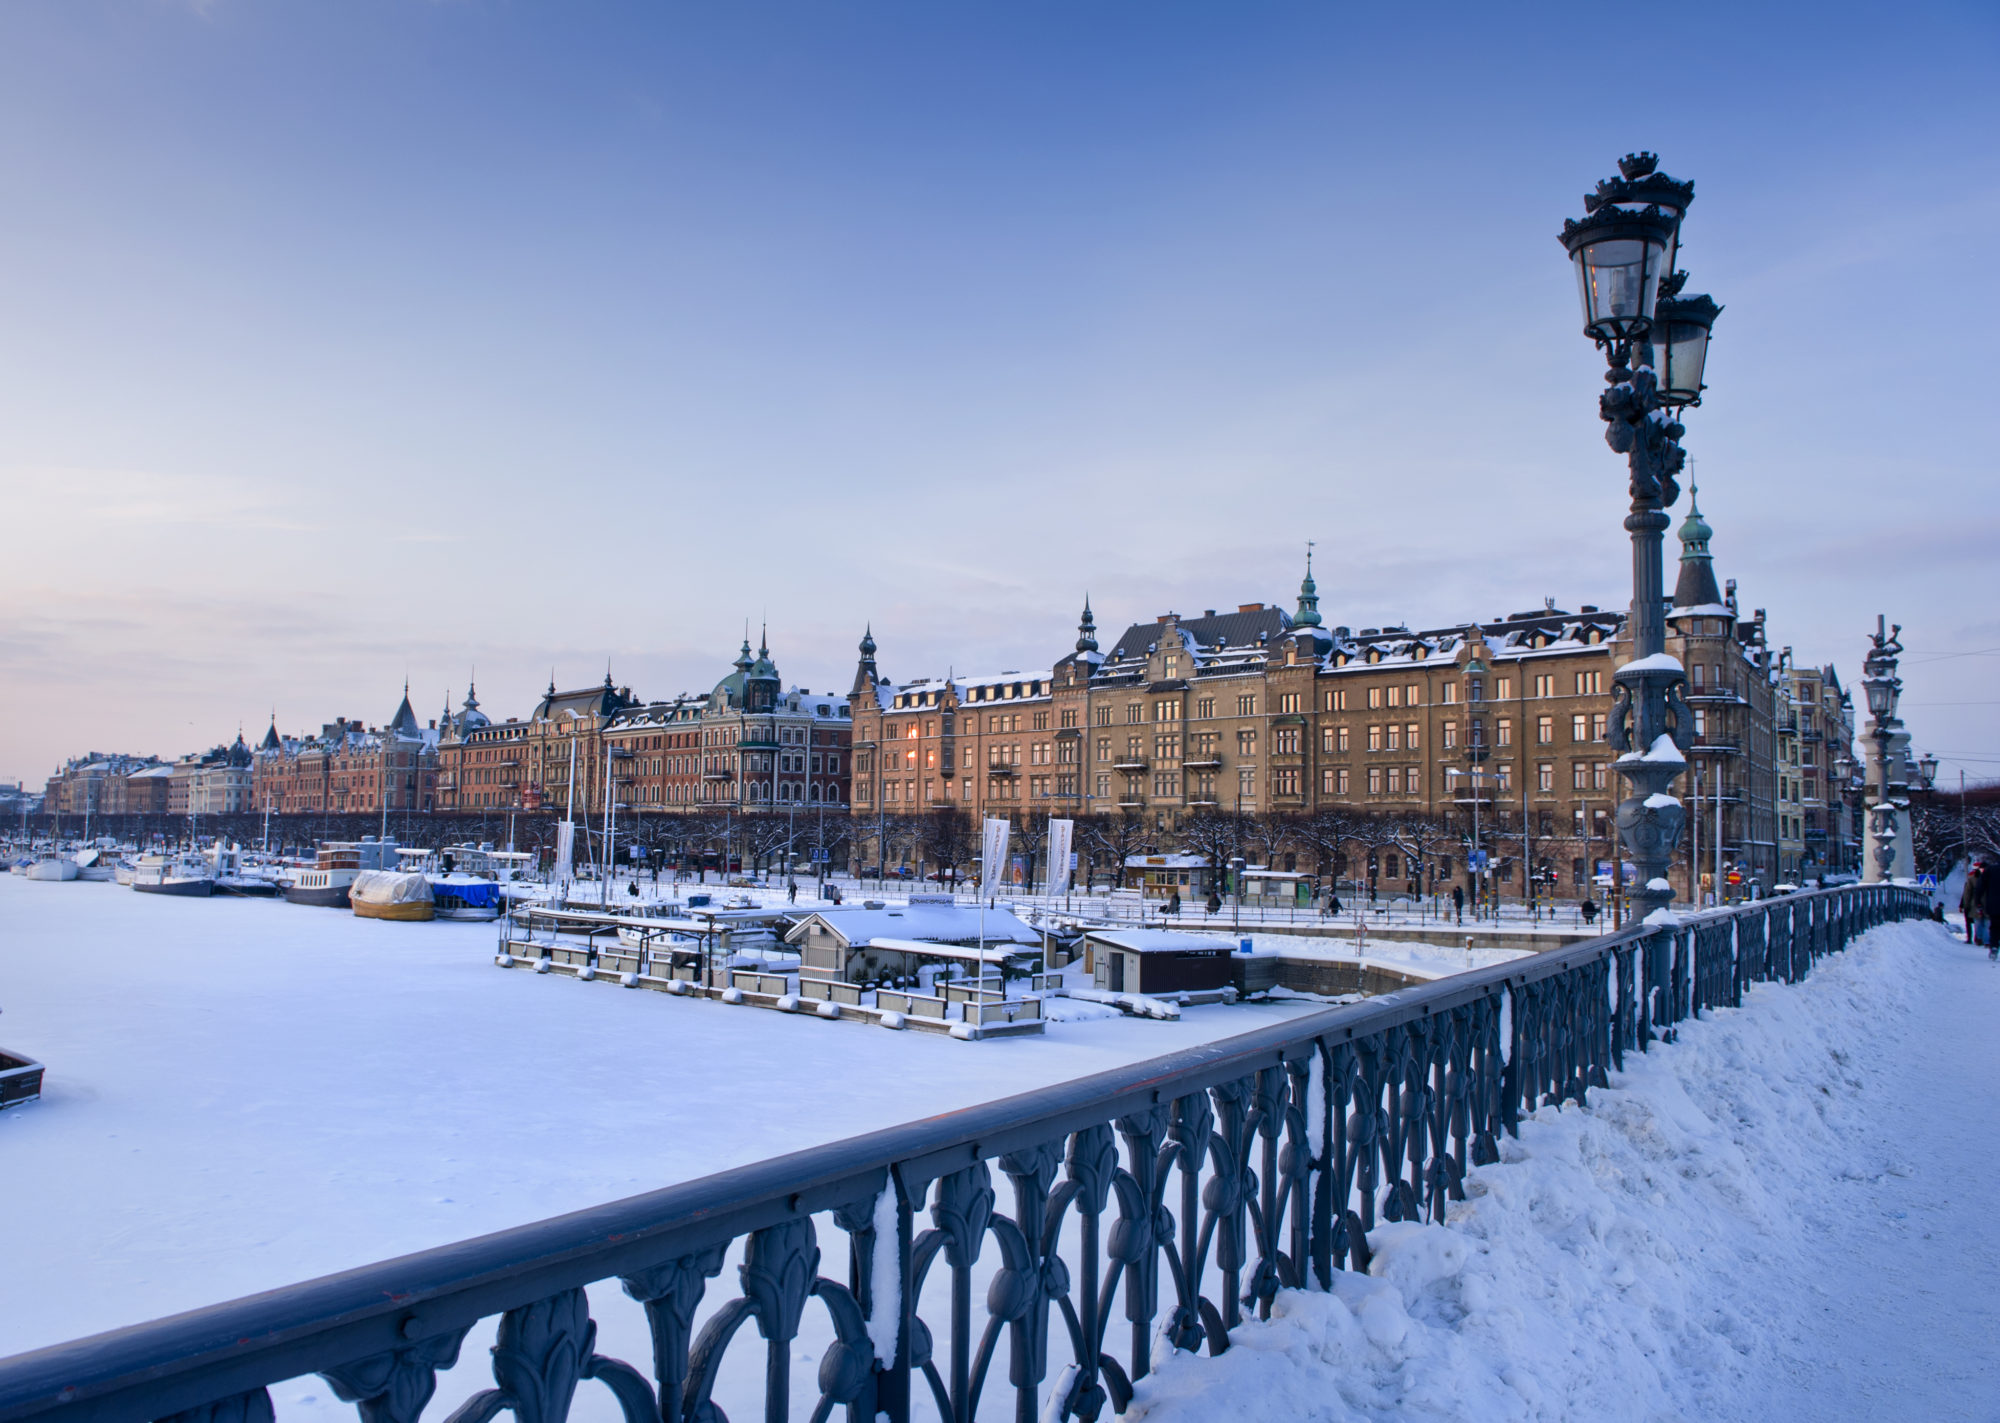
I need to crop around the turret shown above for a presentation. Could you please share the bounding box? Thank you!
[1293,546,1323,628]
[1672,485,1725,612]
[850,624,880,697]
[1076,598,1099,655]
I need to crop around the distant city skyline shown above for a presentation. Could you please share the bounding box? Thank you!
[4,1,1996,784]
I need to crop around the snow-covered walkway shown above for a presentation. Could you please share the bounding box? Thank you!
[1126,917,2000,1422]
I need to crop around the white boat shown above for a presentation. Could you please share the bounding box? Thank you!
[73,848,117,882]
[285,838,398,908]
[209,844,279,897]
[112,857,139,886]
[24,853,79,882]
[131,854,214,898]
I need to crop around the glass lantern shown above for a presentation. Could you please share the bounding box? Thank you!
[1559,206,1674,344]
[1651,292,1721,406]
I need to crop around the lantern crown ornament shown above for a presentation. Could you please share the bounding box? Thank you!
[1561,153,1695,347]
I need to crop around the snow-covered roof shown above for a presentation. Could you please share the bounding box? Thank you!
[784,903,1041,948]
[1084,928,1238,954]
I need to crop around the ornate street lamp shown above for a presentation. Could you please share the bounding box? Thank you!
[1860,616,1905,882]
[1918,752,1939,791]
[1559,153,1716,922]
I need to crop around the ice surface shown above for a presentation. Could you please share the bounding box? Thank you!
[0,874,1319,1355]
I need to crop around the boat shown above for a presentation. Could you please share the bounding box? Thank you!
[131,854,215,898]
[24,853,79,882]
[210,844,279,898]
[73,848,117,882]
[428,873,502,921]
[350,869,434,921]
[112,857,139,886]
[284,838,398,909]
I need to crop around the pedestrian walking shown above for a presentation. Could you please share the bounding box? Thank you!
[1980,861,2000,961]
[787,879,797,905]
[1959,862,1984,946]
[1452,884,1465,925]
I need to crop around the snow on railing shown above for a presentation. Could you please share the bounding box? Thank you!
[0,885,1928,1423]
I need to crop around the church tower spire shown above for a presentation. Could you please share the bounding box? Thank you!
[1293,544,1323,628]
[1672,484,1724,610]
[1075,596,1099,655]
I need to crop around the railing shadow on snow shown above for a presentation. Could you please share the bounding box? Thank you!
[0,885,1929,1423]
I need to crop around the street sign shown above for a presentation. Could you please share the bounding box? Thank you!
[1917,873,1938,889]
[1468,850,1489,871]
[1727,870,1742,885]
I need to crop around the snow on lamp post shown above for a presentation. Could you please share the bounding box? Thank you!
[1559,153,1719,923]
[1860,616,1904,883]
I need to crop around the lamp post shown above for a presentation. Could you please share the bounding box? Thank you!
[1860,616,1905,882]
[1559,153,1720,924]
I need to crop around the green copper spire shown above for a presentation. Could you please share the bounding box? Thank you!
[1293,544,1323,628]
[1678,484,1713,559]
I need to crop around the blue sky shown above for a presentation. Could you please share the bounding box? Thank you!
[2,1,1995,783]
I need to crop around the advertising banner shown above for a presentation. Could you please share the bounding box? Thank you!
[1046,818,1074,896]
[981,817,1011,894]
[554,821,575,882]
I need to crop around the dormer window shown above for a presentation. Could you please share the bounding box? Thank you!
[1164,654,1180,678]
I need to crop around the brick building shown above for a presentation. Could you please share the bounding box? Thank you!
[851,509,1803,896]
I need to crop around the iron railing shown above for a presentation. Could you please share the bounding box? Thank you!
[0,885,1927,1423]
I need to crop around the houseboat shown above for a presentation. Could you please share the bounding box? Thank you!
[284,838,398,908]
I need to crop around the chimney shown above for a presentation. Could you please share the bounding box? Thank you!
[1238,602,1264,613]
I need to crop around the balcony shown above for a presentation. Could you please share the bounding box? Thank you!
[1686,686,1744,704]
[1183,755,1223,769]
[701,768,732,780]
[1116,795,1147,807]
[1691,735,1742,754]
[1112,757,1148,772]
[986,763,1020,777]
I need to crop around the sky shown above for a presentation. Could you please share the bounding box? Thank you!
[1,1,1995,786]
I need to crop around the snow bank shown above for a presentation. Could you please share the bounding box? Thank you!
[1127,919,1957,1423]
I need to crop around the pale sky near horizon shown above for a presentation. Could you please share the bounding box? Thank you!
[2,2,1996,786]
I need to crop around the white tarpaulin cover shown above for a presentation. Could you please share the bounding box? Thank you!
[349,870,434,908]
[554,822,575,882]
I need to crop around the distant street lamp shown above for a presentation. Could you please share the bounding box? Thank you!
[1559,153,1721,922]
[1860,616,1906,882]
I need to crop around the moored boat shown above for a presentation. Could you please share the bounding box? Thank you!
[350,869,434,921]
[428,873,501,921]
[285,838,397,908]
[73,848,117,882]
[131,854,214,897]
[24,853,79,882]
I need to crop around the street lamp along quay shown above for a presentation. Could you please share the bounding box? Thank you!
[1559,153,1721,922]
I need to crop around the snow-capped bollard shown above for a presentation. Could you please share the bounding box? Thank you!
[878,1010,906,1031]
[619,972,637,988]
[494,953,513,968]
[534,958,552,974]
[721,987,745,1005]
[775,994,801,1013]
[815,1000,841,1020]
[578,965,595,982]
[949,1021,982,1041]
[664,979,690,996]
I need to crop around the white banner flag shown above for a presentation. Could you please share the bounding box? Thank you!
[1046,818,1074,896]
[980,817,1011,895]
[554,821,575,882]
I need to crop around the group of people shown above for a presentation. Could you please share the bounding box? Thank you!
[1959,860,2000,959]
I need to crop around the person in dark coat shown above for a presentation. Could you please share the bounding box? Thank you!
[1982,861,2000,959]
[1960,863,1985,945]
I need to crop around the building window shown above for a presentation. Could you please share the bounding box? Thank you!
[1536,716,1554,745]
[1496,763,1513,792]
[1497,718,1513,748]
[1126,703,1143,724]
[1095,705,1113,725]
[1406,722,1420,750]
[1385,766,1401,794]
[1367,725,1383,752]
[1163,654,1180,678]
[1196,697,1215,719]
[1386,724,1402,751]
[1537,762,1554,792]
[1577,670,1603,695]
[1573,762,1589,791]
[1237,729,1257,757]
[1320,726,1337,754]
[1468,678,1484,702]
[1274,767,1299,796]
[1386,685,1401,709]
[1593,762,1608,790]
[1406,683,1421,706]
[1443,721,1457,749]
[1154,700,1180,722]
[1443,683,1458,705]
[1278,693,1301,714]
[1367,767,1382,795]
[1274,727,1299,754]
[1336,767,1350,795]
[1533,674,1555,698]
[1592,713,1608,741]
[1336,726,1350,752]
[1060,709,1078,728]
[1096,774,1110,798]
[1237,694,1256,716]
[1238,767,1256,799]
[1368,688,1382,710]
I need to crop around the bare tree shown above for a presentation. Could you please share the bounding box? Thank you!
[1082,811,1154,888]
[1178,807,1245,887]
[1010,810,1051,894]
[915,807,973,886]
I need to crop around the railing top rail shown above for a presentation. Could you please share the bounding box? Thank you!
[0,883,1920,1423]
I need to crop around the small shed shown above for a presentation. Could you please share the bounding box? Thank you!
[785,902,1042,983]
[1083,928,1236,995]
[1124,854,1213,899]
[1239,869,1313,905]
